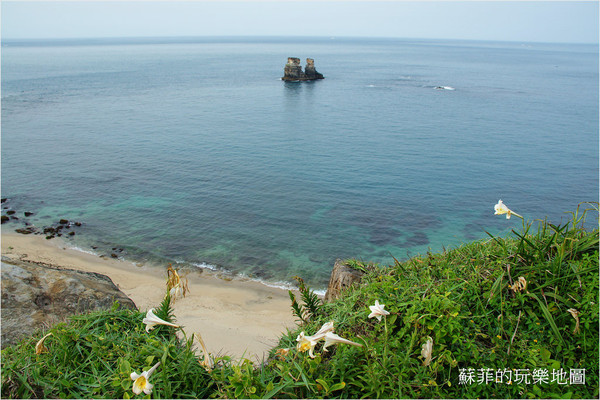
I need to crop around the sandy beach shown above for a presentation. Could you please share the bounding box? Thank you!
[1,231,297,361]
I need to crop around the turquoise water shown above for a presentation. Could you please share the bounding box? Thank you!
[2,37,598,288]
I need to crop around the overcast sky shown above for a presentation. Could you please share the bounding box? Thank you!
[1,1,598,44]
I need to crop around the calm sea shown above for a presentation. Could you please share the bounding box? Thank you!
[2,37,598,288]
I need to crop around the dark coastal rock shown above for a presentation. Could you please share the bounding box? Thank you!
[1,259,137,348]
[24,212,34,217]
[15,227,37,235]
[1,215,9,224]
[324,259,365,303]
[1,198,7,203]
[6,210,15,215]
[304,58,324,80]
[43,227,57,235]
[59,219,69,225]
[282,57,324,81]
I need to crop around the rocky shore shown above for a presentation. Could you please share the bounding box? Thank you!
[1,258,137,348]
[0,232,296,360]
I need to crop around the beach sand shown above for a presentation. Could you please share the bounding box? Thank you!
[1,232,297,361]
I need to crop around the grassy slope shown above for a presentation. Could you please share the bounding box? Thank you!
[2,207,599,399]
[217,208,599,399]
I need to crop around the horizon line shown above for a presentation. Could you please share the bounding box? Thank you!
[2,34,598,46]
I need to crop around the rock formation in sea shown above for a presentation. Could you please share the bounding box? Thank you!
[304,58,324,80]
[282,57,324,81]
[1,259,137,348]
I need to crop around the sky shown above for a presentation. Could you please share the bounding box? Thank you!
[1,1,598,44]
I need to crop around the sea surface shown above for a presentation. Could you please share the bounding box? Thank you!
[2,37,598,288]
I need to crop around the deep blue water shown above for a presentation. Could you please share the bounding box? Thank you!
[2,37,598,288]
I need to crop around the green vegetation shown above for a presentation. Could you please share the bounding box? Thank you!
[1,294,213,399]
[2,203,598,398]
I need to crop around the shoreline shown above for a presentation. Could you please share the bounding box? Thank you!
[1,231,297,361]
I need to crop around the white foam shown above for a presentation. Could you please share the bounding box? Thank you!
[191,261,218,271]
[189,261,329,294]
[66,245,99,257]
[435,86,455,91]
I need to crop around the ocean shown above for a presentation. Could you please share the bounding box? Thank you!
[1,37,598,289]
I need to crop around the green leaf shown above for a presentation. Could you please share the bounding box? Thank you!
[263,382,288,399]
[487,271,505,304]
[119,359,131,375]
[330,382,346,392]
[526,293,564,345]
[316,379,330,393]
[540,347,551,362]
[235,386,243,398]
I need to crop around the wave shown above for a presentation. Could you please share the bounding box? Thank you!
[434,85,455,91]
[66,244,100,257]
[191,261,219,271]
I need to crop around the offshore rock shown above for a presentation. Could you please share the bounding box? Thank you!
[323,259,365,303]
[1,259,137,348]
[282,57,324,81]
[304,58,324,80]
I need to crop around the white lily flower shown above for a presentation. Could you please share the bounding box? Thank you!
[368,300,390,322]
[130,362,161,395]
[295,322,336,358]
[313,321,335,337]
[296,331,321,358]
[421,336,433,366]
[35,332,53,355]
[322,331,363,351]
[142,308,180,332]
[494,200,523,219]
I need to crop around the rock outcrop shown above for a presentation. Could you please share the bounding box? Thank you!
[323,259,365,303]
[1,259,137,348]
[282,57,324,81]
[304,58,324,80]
